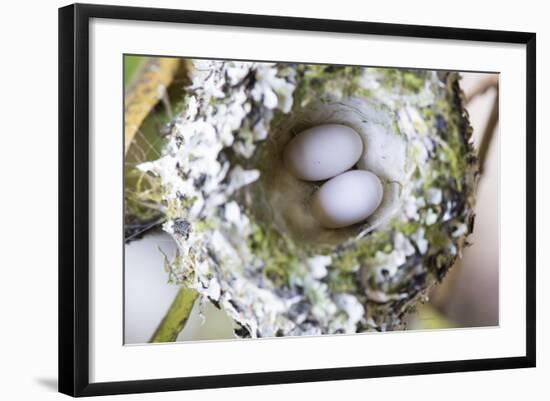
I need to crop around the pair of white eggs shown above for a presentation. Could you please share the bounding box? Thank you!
[284,124,384,229]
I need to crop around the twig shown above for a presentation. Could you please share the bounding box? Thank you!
[149,287,199,343]
[466,75,498,103]
[478,90,499,174]
[124,217,164,243]
[124,57,180,154]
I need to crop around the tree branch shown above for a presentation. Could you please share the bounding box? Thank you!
[124,57,180,154]
[478,90,499,175]
[466,75,498,103]
[149,287,199,343]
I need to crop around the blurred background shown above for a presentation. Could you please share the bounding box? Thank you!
[123,57,499,344]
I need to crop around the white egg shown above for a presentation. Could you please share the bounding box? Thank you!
[283,124,363,181]
[311,170,383,229]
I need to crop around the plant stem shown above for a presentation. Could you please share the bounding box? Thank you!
[124,57,181,154]
[149,287,199,343]
[466,75,498,103]
[478,90,499,175]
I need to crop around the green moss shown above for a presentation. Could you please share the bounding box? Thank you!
[425,225,450,250]
[421,106,435,120]
[402,71,425,92]
[378,69,426,93]
[247,222,299,287]
[194,219,214,233]
[293,64,363,108]
[332,231,393,272]
[439,144,462,185]
[408,73,472,196]
[391,220,420,237]
[391,119,402,136]
[332,248,363,272]
[355,87,374,98]
[165,195,197,219]
[328,270,359,294]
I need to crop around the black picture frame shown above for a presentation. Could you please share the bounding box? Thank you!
[58,3,536,397]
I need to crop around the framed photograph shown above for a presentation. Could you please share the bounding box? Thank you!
[58,3,536,397]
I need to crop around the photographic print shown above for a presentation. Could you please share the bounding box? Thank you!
[123,56,499,344]
[59,4,535,395]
